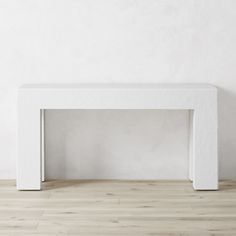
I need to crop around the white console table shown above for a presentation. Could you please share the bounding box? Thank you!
[17,84,218,190]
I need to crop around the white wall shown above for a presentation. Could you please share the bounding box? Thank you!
[45,110,189,179]
[0,0,236,179]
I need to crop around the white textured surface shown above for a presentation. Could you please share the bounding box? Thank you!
[20,83,215,89]
[45,109,189,180]
[0,0,235,180]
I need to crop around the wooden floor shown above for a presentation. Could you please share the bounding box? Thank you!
[0,180,236,235]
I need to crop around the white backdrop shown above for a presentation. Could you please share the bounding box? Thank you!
[0,0,236,179]
[45,109,189,179]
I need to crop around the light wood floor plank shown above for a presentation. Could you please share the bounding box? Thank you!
[0,180,236,235]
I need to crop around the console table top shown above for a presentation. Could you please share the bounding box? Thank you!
[20,83,216,90]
